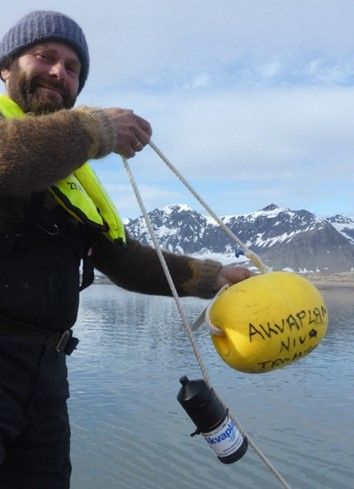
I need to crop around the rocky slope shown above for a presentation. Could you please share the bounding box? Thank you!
[126,204,354,272]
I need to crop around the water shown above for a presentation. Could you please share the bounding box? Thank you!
[68,285,354,489]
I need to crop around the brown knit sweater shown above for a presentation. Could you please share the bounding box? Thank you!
[0,106,222,299]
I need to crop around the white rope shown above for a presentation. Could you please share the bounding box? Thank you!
[148,141,270,274]
[121,153,293,489]
[121,156,211,386]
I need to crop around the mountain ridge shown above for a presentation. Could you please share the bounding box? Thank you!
[126,204,354,272]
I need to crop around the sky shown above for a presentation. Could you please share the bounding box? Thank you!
[1,0,354,220]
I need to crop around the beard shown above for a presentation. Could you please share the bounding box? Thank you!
[7,61,77,115]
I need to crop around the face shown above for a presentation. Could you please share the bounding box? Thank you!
[1,41,81,114]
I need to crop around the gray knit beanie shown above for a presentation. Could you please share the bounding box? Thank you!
[0,10,89,92]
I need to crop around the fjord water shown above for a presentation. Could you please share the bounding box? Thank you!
[69,285,354,489]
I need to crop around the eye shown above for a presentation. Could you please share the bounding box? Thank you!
[36,52,51,63]
[66,63,80,77]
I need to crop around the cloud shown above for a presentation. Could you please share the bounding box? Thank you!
[3,1,354,91]
[2,1,353,217]
[87,84,354,217]
[305,58,354,85]
[52,0,354,90]
[143,87,354,176]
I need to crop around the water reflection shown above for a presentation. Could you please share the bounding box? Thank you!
[69,285,354,489]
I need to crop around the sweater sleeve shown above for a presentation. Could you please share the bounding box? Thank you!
[91,232,223,299]
[0,107,116,197]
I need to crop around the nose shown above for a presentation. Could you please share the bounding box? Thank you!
[49,61,66,81]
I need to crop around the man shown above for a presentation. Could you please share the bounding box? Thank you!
[0,10,251,489]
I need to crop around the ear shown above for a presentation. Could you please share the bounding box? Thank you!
[0,67,10,82]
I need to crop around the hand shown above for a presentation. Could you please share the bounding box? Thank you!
[103,108,152,158]
[215,265,252,290]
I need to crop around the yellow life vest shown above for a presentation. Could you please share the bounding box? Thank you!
[0,94,126,243]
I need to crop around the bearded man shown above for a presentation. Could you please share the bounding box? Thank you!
[0,10,251,489]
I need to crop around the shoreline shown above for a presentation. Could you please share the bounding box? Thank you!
[94,272,354,288]
[303,272,354,289]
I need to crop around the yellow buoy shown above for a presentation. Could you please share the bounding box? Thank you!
[206,271,328,373]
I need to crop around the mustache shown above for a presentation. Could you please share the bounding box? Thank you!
[28,76,70,100]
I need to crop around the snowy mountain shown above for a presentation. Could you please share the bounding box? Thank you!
[326,215,354,244]
[126,204,354,272]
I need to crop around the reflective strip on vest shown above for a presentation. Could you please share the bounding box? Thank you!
[0,94,126,243]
